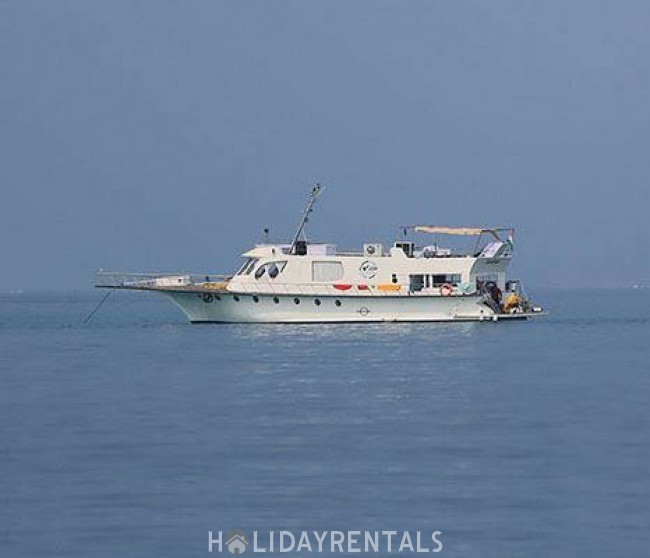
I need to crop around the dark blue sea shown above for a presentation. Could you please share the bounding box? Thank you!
[1,289,648,557]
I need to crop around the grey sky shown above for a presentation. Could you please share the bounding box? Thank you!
[1,1,649,290]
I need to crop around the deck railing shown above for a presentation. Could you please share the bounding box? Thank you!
[94,270,231,289]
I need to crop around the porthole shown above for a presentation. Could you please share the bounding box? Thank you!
[273,296,280,304]
[233,295,240,302]
[253,296,259,303]
[314,299,321,306]
[335,299,342,307]
[391,274,398,284]
[294,298,300,305]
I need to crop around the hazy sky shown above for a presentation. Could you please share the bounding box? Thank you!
[1,1,649,291]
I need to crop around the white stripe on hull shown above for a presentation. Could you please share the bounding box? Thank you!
[163,292,498,323]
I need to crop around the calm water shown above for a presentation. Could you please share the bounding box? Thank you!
[1,290,648,557]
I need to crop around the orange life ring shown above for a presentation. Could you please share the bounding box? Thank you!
[439,283,453,296]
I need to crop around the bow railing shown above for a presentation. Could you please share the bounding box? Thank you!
[95,270,231,289]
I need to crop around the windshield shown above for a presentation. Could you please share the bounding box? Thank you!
[236,258,258,275]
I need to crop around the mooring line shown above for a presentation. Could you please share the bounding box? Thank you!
[82,289,114,324]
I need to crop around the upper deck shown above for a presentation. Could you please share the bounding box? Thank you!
[227,227,514,296]
[95,226,515,297]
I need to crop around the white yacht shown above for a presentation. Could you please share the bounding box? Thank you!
[96,185,545,323]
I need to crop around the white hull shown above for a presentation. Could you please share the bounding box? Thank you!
[163,291,509,323]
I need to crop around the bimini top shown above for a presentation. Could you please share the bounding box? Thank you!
[411,226,512,235]
[410,226,514,240]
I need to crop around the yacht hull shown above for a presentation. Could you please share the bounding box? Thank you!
[162,291,508,323]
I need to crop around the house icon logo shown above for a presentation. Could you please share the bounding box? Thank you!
[225,530,249,554]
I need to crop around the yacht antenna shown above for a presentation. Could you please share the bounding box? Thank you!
[290,183,324,254]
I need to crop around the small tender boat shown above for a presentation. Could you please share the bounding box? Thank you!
[95,185,545,323]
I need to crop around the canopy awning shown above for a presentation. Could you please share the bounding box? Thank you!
[411,225,512,236]
[412,226,485,235]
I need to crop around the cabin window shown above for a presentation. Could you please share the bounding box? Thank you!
[430,274,462,286]
[237,258,257,275]
[244,258,259,275]
[255,261,287,280]
[266,261,287,279]
[236,261,248,275]
[312,261,344,282]
[409,275,425,292]
[476,273,498,283]
[413,274,463,288]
